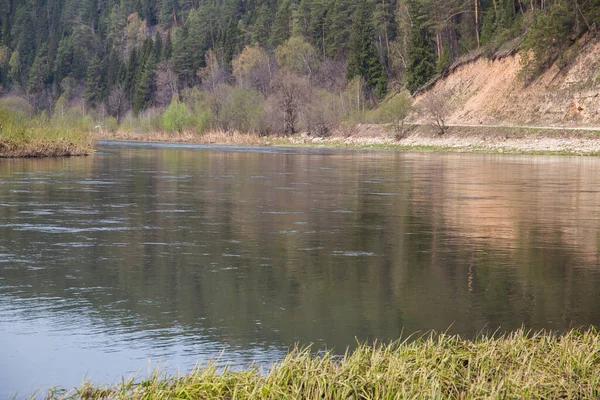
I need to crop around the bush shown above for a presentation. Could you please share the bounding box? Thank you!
[218,87,265,133]
[303,90,343,137]
[138,107,164,133]
[377,91,414,139]
[420,90,451,136]
[0,96,34,118]
[161,100,189,133]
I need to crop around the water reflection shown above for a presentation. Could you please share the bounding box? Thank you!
[2,146,600,397]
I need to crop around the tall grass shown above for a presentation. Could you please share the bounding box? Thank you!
[0,104,93,157]
[46,328,600,399]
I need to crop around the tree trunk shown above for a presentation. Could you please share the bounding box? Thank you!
[474,0,480,47]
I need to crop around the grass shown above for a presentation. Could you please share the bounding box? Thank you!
[40,328,600,399]
[0,106,93,158]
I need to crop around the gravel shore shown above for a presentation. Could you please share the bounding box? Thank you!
[96,124,600,155]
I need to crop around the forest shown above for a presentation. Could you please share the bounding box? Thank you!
[0,0,599,135]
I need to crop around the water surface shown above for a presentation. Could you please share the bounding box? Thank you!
[2,143,600,398]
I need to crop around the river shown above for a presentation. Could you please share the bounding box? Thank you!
[2,142,600,398]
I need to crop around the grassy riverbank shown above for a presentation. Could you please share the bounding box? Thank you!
[0,106,93,158]
[46,329,600,399]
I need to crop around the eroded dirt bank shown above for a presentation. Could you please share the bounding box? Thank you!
[414,37,600,127]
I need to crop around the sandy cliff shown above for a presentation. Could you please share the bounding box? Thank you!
[415,37,600,127]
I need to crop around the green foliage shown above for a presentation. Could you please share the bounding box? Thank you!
[406,0,435,94]
[0,0,595,120]
[376,90,413,136]
[161,99,188,133]
[346,1,387,99]
[521,0,583,80]
[275,37,318,77]
[84,56,105,107]
[272,0,292,48]
[217,87,265,133]
[436,46,451,74]
[0,103,92,156]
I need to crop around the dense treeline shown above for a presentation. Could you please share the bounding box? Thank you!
[0,0,598,134]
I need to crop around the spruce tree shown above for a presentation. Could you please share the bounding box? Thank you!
[160,0,179,27]
[153,32,163,59]
[325,0,356,58]
[125,48,139,100]
[252,5,271,47]
[84,55,104,106]
[272,0,292,48]
[172,25,194,86]
[221,18,241,68]
[163,31,173,60]
[346,0,387,99]
[406,0,435,94]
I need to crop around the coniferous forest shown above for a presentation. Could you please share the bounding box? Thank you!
[0,0,599,135]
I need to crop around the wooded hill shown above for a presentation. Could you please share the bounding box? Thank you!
[0,0,598,133]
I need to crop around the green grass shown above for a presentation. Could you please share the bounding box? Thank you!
[42,328,600,399]
[0,106,93,157]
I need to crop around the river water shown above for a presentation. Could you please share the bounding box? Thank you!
[2,142,600,397]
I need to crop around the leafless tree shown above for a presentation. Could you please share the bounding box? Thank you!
[313,58,347,93]
[107,85,129,123]
[421,89,451,135]
[270,72,310,135]
[302,89,343,137]
[154,61,179,107]
[198,50,227,93]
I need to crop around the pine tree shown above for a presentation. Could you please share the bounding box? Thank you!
[160,0,179,28]
[221,18,241,68]
[125,48,139,100]
[84,55,104,106]
[346,0,387,99]
[172,25,194,86]
[153,32,163,59]
[252,5,271,47]
[163,31,173,60]
[406,0,435,94]
[325,0,356,58]
[272,0,292,48]
[133,61,156,113]
[26,45,50,94]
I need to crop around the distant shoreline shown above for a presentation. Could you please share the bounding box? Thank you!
[4,123,598,158]
[93,124,600,156]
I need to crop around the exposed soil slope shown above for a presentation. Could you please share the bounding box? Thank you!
[415,37,600,127]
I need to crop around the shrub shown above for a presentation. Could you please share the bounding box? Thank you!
[162,100,188,133]
[303,90,343,137]
[377,91,414,139]
[420,89,450,136]
[218,87,265,133]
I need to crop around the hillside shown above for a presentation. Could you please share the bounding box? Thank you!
[415,36,600,127]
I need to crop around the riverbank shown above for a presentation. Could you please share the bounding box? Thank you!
[0,138,93,158]
[0,106,94,158]
[95,124,600,155]
[46,329,600,399]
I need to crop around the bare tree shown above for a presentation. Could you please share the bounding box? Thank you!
[154,61,179,107]
[420,89,451,135]
[303,89,342,137]
[107,85,129,123]
[197,50,227,93]
[270,72,309,135]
